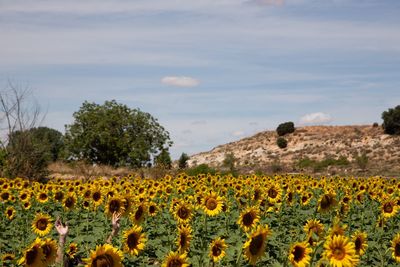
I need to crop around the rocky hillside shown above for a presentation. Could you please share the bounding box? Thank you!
[188,125,400,175]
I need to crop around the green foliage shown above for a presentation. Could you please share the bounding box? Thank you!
[355,153,369,170]
[276,121,295,136]
[4,130,49,180]
[185,164,217,176]
[28,127,64,162]
[276,137,288,149]
[297,156,349,172]
[382,105,400,135]
[178,152,190,169]
[222,152,236,172]
[154,148,172,169]
[64,100,172,168]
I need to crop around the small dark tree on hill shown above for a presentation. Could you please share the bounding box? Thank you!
[277,137,288,149]
[276,122,295,136]
[382,105,400,135]
[223,152,236,173]
[178,153,189,169]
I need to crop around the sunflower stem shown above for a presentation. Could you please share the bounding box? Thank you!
[235,247,243,266]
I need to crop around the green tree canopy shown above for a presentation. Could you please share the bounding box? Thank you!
[276,122,295,136]
[178,152,190,169]
[382,105,400,135]
[64,100,172,168]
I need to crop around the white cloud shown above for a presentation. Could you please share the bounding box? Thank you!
[232,130,245,137]
[161,76,200,87]
[300,112,332,125]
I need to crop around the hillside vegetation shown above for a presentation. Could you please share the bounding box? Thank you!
[188,125,400,176]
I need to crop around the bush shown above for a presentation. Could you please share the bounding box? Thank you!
[382,105,400,135]
[222,153,236,172]
[372,122,379,127]
[185,164,217,176]
[277,137,288,149]
[276,122,295,136]
[355,153,368,170]
[178,153,190,169]
[154,148,172,169]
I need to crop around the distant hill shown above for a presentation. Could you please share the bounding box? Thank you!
[188,125,400,175]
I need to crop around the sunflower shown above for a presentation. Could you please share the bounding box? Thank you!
[202,192,224,216]
[32,213,53,236]
[19,190,31,202]
[209,237,227,262]
[63,193,77,210]
[91,188,103,206]
[323,235,359,267]
[18,238,45,267]
[2,253,15,262]
[237,206,260,232]
[351,231,367,256]
[131,203,147,225]
[381,198,398,218]
[243,225,272,266]
[36,191,49,203]
[391,233,400,263]
[53,190,64,202]
[105,196,126,217]
[148,202,158,216]
[304,219,324,238]
[85,244,123,267]
[288,241,313,267]
[41,238,57,266]
[176,224,192,253]
[23,201,32,210]
[5,206,16,220]
[266,184,282,203]
[318,193,338,213]
[123,225,147,256]
[67,243,78,259]
[0,190,11,202]
[327,220,347,239]
[173,202,193,224]
[161,251,189,267]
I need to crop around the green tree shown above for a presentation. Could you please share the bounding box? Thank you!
[178,152,190,169]
[276,121,295,136]
[64,100,172,168]
[222,152,236,173]
[382,105,400,135]
[28,127,64,161]
[276,137,288,149]
[155,148,172,169]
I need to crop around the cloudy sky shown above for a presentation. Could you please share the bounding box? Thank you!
[1,0,399,158]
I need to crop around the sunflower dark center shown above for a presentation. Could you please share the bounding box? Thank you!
[177,207,189,219]
[1,192,9,200]
[167,259,183,267]
[93,192,101,201]
[21,193,27,200]
[84,191,91,198]
[355,237,362,251]
[135,206,143,220]
[26,248,38,265]
[36,218,48,230]
[212,244,222,256]
[268,188,277,198]
[333,247,345,260]
[149,206,156,214]
[384,203,393,213]
[293,245,305,262]
[7,209,13,216]
[127,233,139,249]
[395,243,400,256]
[92,254,114,267]
[206,198,217,210]
[243,212,254,227]
[40,193,47,200]
[65,197,74,208]
[55,192,63,201]
[109,200,120,213]
[287,192,293,202]
[320,195,332,210]
[302,196,308,203]
[180,233,187,248]
[249,234,264,255]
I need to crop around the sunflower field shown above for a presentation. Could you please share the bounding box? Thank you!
[1,174,400,266]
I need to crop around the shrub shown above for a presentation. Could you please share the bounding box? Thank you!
[355,153,368,170]
[277,137,288,149]
[372,122,379,127]
[382,105,400,135]
[185,164,217,176]
[178,153,190,169]
[276,122,295,136]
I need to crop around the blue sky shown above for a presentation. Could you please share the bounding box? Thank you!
[0,0,399,159]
